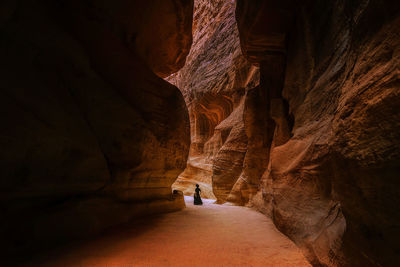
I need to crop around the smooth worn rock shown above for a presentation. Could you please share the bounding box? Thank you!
[0,0,192,259]
[237,0,400,266]
[168,0,259,201]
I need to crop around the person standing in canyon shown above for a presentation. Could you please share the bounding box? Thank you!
[194,184,203,205]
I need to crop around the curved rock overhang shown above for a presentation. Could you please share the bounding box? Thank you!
[0,0,193,259]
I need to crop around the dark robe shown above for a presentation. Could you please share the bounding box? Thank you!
[194,187,203,205]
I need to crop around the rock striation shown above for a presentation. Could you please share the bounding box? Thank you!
[0,0,193,259]
[236,0,400,266]
[168,0,259,201]
[169,0,400,266]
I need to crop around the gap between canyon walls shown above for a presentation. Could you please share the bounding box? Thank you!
[169,0,400,267]
[167,0,294,206]
[167,0,262,204]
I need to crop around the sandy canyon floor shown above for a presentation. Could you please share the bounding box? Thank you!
[24,197,310,267]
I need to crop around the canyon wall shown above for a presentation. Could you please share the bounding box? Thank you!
[236,0,400,266]
[168,0,260,201]
[168,0,399,266]
[0,0,192,258]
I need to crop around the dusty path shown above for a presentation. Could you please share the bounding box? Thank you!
[25,197,310,267]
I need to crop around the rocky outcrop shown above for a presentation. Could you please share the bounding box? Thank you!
[168,0,400,265]
[167,0,259,201]
[237,0,400,266]
[0,0,192,258]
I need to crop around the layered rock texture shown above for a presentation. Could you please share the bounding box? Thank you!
[170,0,399,266]
[168,0,260,201]
[238,1,400,266]
[0,0,192,258]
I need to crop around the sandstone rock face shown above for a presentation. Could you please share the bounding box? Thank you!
[0,0,192,257]
[237,0,400,266]
[167,0,259,201]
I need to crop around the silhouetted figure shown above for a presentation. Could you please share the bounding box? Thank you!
[194,184,203,205]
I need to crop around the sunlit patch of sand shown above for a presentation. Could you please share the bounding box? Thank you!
[25,196,310,267]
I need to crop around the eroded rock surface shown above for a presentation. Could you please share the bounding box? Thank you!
[0,0,192,258]
[237,0,400,266]
[168,0,259,201]
[169,0,399,266]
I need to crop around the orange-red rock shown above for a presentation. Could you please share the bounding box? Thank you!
[237,0,400,266]
[169,0,400,266]
[167,0,259,201]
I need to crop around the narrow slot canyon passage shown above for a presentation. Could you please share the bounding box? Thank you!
[24,197,310,267]
[1,0,399,266]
